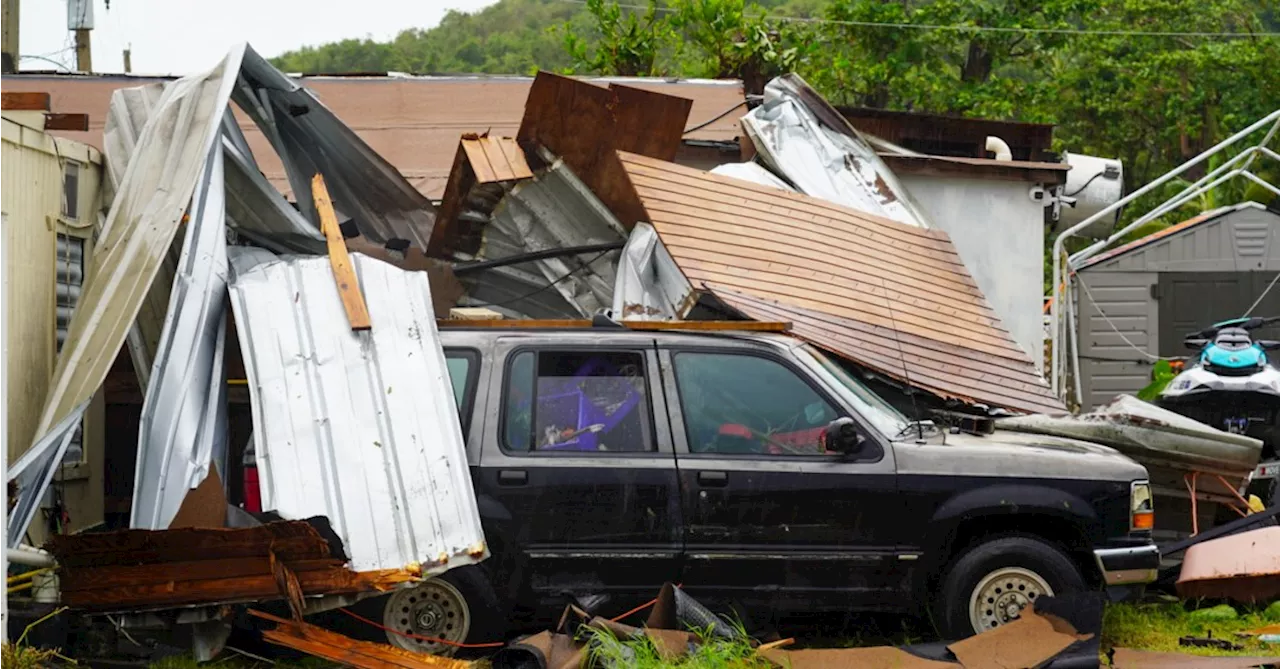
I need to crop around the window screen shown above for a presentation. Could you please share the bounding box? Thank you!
[503,350,652,453]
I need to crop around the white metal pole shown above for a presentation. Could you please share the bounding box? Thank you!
[1051,109,1280,395]
[2,211,8,642]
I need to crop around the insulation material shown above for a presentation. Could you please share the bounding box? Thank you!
[228,253,487,574]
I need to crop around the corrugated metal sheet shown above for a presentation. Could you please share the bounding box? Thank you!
[612,222,696,320]
[708,162,795,191]
[457,159,625,319]
[131,146,229,530]
[617,151,1064,414]
[228,252,487,573]
[232,47,438,250]
[6,401,89,547]
[742,75,933,229]
[29,48,244,450]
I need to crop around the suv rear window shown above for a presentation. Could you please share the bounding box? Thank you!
[443,349,479,436]
[503,350,654,453]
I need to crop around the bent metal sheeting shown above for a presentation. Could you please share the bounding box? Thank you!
[228,252,487,574]
[616,151,1063,414]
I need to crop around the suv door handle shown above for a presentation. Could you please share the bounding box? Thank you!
[498,469,528,486]
[698,471,728,487]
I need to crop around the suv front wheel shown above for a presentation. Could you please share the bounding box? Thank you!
[934,536,1086,639]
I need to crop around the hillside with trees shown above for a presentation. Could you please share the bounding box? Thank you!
[272,0,1280,252]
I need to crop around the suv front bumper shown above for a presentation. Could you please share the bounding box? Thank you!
[1094,544,1160,586]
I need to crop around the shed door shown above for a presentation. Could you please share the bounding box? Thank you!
[1158,272,1280,355]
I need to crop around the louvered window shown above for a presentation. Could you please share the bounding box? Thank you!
[56,233,85,464]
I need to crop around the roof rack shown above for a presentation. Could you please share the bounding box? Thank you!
[436,318,791,332]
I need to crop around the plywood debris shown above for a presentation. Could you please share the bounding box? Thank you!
[251,609,471,669]
[47,520,418,611]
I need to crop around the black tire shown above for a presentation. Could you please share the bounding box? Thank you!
[933,536,1087,640]
[332,566,506,657]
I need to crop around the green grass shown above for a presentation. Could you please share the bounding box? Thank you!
[580,623,772,669]
[1101,601,1278,657]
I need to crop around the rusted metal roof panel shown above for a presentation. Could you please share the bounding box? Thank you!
[618,151,1064,414]
[2,73,744,200]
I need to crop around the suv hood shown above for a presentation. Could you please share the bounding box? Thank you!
[893,429,1148,482]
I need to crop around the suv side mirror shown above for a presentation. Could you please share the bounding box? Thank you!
[1259,340,1280,351]
[1184,338,1208,351]
[823,417,862,456]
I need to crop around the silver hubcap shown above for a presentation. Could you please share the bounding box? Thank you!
[968,567,1053,633]
[383,579,471,655]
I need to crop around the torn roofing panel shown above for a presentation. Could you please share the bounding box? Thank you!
[32,48,245,446]
[233,46,437,251]
[6,402,90,547]
[130,146,230,530]
[517,73,691,232]
[743,74,932,229]
[228,252,487,574]
[429,134,533,257]
[617,151,1063,414]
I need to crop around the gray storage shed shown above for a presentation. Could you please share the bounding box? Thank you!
[1075,202,1280,409]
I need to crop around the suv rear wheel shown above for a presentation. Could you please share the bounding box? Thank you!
[934,536,1086,639]
[340,566,504,656]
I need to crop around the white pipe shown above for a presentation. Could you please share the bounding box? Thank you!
[986,136,1013,162]
[7,547,54,568]
[1051,109,1280,394]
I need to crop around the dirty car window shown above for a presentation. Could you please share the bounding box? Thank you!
[445,355,470,412]
[503,350,653,453]
[799,344,907,438]
[673,352,838,456]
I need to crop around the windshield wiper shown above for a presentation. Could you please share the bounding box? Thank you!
[894,420,938,440]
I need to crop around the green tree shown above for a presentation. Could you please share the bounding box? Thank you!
[561,0,671,76]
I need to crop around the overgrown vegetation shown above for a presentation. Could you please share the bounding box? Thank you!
[1102,601,1280,657]
[580,623,773,669]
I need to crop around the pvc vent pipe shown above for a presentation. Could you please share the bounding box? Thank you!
[985,136,1013,162]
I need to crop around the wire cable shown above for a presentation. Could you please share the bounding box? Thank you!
[1075,276,1179,362]
[558,0,1280,37]
[464,249,616,309]
[1244,271,1280,317]
[684,99,750,135]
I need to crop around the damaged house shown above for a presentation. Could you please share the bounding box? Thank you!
[1,42,1119,664]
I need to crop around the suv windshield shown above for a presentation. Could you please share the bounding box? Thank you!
[799,344,909,438]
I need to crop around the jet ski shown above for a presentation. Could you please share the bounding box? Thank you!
[1159,316,1280,504]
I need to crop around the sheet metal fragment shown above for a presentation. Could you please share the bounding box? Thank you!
[229,253,487,574]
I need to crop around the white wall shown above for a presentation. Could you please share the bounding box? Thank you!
[898,173,1047,369]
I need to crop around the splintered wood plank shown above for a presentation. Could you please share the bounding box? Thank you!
[312,173,372,331]
[251,610,471,669]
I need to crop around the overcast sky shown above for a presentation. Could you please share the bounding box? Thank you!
[19,0,497,75]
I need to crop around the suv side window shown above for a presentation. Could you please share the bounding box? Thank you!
[503,349,654,453]
[443,348,479,436]
[673,351,840,456]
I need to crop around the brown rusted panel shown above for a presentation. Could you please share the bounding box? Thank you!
[252,610,471,669]
[167,467,228,529]
[60,566,415,610]
[880,154,1069,185]
[617,151,1064,414]
[517,72,674,231]
[426,144,474,257]
[58,557,347,593]
[43,112,90,131]
[1,91,51,110]
[47,520,333,567]
[609,84,693,162]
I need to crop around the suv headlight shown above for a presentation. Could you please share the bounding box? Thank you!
[1130,480,1154,531]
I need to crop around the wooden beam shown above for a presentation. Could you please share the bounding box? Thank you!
[437,319,792,332]
[252,610,471,669]
[1,91,50,110]
[43,112,89,131]
[311,173,372,331]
